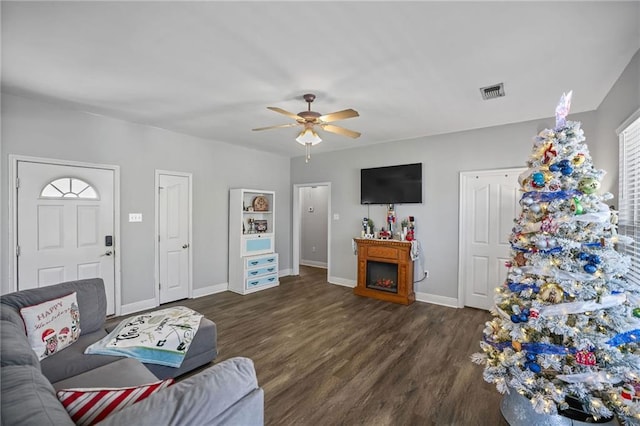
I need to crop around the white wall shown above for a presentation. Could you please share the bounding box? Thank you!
[290,49,639,302]
[1,93,291,308]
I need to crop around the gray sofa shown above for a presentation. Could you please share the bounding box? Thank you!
[0,278,264,425]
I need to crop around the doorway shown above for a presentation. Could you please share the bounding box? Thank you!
[11,156,121,315]
[292,183,331,278]
[458,168,525,310]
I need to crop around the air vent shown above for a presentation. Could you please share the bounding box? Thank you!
[480,83,505,100]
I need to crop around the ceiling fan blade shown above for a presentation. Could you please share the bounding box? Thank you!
[252,123,299,131]
[267,107,303,121]
[321,124,361,139]
[318,108,359,123]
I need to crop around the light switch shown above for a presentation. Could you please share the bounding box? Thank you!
[129,213,143,222]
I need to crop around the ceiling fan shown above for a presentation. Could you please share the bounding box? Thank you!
[252,93,360,162]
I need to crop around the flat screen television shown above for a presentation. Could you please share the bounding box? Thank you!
[360,163,422,204]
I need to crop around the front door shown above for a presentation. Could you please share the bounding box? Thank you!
[158,172,191,304]
[17,160,116,315]
[459,168,524,310]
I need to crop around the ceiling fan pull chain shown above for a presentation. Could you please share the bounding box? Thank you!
[305,142,311,163]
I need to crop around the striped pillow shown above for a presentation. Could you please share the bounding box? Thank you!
[56,379,174,426]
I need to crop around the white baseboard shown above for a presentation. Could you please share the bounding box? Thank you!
[279,268,292,277]
[329,276,356,288]
[192,283,228,298]
[300,260,328,269]
[415,292,460,308]
[120,298,157,316]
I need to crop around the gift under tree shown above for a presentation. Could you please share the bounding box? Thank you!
[472,92,640,424]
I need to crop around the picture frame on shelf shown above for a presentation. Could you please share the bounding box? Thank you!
[254,220,268,233]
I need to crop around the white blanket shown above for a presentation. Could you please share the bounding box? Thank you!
[85,306,203,367]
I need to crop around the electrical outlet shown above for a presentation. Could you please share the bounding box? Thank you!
[129,213,143,222]
[424,270,429,278]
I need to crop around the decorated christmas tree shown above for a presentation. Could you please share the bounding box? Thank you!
[472,92,640,424]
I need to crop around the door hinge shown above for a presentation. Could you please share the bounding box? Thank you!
[16,245,20,257]
[158,282,161,290]
[15,178,20,189]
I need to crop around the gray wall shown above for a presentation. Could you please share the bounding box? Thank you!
[300,186,328,266]
[1,93,291,306]
[2,49,637,307]
[291,49,639,301]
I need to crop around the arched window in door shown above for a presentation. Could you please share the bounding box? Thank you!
[40,177,99,199]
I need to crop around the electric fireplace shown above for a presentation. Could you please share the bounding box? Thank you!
[354,238,415,305]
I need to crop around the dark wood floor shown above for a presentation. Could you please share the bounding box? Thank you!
[120,266,507,425]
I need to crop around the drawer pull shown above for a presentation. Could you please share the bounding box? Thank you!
[268,277,275,282]
[267,268,275,272]
[267,259,275,263]
[249,261,259,266]
[249,281,259,286]
[249,271,258,275]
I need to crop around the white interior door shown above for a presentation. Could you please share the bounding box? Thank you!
[459,168,524,310]
[17,161,116,314]
[158,173,191,304]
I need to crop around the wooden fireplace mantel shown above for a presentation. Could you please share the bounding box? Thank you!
[354,238,415,305]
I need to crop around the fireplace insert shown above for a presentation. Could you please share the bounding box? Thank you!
[366,261,398,293]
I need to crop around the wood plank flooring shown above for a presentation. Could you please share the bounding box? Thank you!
[114,266,507,425]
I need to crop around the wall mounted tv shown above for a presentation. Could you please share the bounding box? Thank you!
[360,163,423,205]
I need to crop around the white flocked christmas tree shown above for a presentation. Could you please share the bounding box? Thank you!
[472,92,640,424]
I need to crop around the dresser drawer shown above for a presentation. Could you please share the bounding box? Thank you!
[245,265,277,278]
[245,273,279,289]
[245,254,278,269]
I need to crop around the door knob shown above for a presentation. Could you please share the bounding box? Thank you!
[182,243,189,249]
[102,250,113,257]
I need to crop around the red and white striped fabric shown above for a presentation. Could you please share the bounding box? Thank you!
[56,379,174,426]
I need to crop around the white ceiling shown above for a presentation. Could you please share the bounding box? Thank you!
[2,1,639,158]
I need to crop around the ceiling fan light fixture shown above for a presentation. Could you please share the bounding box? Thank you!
[296,128,322,145]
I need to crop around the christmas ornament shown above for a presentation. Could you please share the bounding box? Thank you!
[514,252,526,267]
[632,307,640,318]
[571,197,584,215]
[578,177,600,194]
[543,144,557,164]
[561,166,574,176]
[572,154,585,165]
[512,341,522,351]
[531,172,546,188]
[583,264,597,274]
[549,163,560,172]
[575,350,596,366]
[538,283,564,303]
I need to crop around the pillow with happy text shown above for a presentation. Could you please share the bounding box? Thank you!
[20,292,81,360]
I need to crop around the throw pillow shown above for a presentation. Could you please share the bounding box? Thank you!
[56,379,174,426]
[19,292,81,360]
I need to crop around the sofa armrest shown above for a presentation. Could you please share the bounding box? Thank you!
[97,357,263,426]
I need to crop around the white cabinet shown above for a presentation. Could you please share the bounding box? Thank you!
[229,189,279,294]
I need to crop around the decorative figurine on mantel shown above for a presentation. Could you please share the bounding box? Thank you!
[378,227,392,239]
[361,218,375,239]
[387,204,396,236]
[406,216,415,241]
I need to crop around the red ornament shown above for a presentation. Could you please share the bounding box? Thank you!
[575,350,596,366]
[529,309,539,319]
